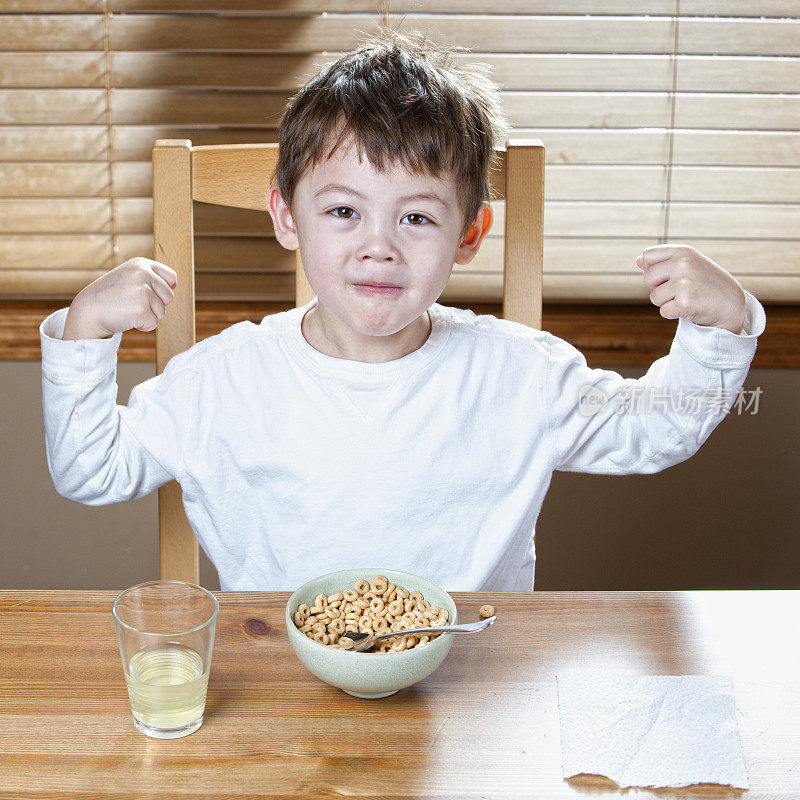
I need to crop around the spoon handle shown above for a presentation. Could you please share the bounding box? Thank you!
[373,614,496,642]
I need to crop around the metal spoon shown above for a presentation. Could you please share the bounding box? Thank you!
[338,615,497,652]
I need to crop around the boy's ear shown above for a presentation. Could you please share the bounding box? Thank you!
[266,185,300,251]
[454,202,493,265]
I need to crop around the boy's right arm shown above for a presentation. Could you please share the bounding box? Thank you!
[41,258,188,505]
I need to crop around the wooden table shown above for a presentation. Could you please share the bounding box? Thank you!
[1,590,798,799]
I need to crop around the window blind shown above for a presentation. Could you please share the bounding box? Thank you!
[1,1,798,304]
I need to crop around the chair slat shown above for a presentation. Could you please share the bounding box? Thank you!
[192,143,279,210]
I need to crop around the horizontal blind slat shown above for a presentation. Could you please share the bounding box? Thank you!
[4,127,794,168]
[3,1,102,9]
[0,53,105,88]
[46,0,787,11]
[108,16,680,54]
[5,52,798,94]
[4,14,796,56]
[0,16,104,51]
[0,235,112,270]
[5,89,799,130]
[0,126,109,160]
[0,90,106,125]
[104,15,800,57]
[102,1,800,16]
[0,198,111,232]
[42,163,792,204]
[108,2,681,14]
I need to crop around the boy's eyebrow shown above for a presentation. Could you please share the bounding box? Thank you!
[313,183,450,208]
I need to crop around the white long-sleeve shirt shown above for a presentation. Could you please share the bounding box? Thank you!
[40,293,766,591]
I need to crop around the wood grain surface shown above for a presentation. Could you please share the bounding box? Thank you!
[0,590,798,799]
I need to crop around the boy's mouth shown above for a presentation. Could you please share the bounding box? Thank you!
[352,282,403,293]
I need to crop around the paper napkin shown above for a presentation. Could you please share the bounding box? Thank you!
[556,671,749,789]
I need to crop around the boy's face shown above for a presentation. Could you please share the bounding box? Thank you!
[267,134,492,360]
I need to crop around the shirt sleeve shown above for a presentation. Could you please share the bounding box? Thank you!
[40,307,195,504]
[546,289,766,474]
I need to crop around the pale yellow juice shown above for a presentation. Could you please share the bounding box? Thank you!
[125,644,209,733]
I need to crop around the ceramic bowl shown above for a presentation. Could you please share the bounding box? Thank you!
[285,568,457,698]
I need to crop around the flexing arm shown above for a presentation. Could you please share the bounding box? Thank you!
[549,245,765,474]
[41,258,189,504]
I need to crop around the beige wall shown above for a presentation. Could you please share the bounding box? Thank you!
[2,360,798,591]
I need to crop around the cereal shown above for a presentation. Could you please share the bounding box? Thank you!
[369,597,385,614]
[294,575,450,654]
[479,604,495,619]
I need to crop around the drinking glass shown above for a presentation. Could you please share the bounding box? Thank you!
[112,580,219,739]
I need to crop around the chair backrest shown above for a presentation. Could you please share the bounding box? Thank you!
[151,138,544,584]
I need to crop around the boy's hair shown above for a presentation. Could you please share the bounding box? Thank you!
[272,26,511,238]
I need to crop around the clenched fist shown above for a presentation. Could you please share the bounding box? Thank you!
[636,244,747,335]
[62,258,178,341]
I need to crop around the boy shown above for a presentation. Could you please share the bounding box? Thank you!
[40,29,765,591]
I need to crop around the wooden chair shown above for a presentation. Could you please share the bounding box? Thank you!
[151,138,545,584]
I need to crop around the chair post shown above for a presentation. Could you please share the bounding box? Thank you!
[503,140,544,330]
[152,138,199,584]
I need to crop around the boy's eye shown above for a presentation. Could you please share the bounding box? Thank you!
[404,213,431,225]
[330,206,356,219]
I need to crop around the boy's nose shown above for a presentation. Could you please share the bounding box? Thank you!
[356,231,400,262]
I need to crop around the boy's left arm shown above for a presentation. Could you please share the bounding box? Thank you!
[549,244,766,475]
